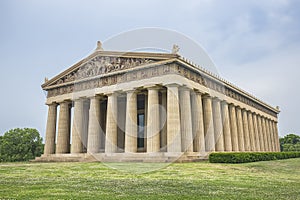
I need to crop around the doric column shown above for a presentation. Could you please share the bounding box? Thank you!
[147,86,160,153]
[253,114,261,152]
[212,98,224,152]
[242,109,250,151]
[261,117,269,151]
[257,115,265,151]
[44,103,57,155]
[203,95,215,152]
[236,107,245,151]
[228,104,238,151]
[191,91,205,153]
[71,99,84,153]
[166,84,182,152]
[56,101,71,154]
[160,90,167,151]
[124,90,137,153]
[265,118,272,152]
[247,111,255,151]
[179,87,193,152]
[105,93,118,153]
[267,119,274,152]
[222,102,232,152]
[87,97,101,154]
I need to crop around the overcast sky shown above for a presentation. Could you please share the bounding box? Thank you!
[0,0,299,139]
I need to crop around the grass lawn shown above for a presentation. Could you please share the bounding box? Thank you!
[0,158,299,199]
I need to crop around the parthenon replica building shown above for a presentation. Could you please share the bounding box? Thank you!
[36,42,280,162]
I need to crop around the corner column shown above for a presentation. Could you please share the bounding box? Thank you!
[87,97,101,154]
[125,90,138,153]
[105,93,118,153]
[166,84,182,152]
[44,103,57,155]
[56,101,71,154]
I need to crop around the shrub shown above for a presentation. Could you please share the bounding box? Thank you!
[209,152,300,163]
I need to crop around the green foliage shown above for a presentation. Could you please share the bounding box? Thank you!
[0,128,43,162]
[209,152,300,163]
[280,134,300,151]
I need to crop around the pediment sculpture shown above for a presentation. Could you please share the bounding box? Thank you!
[54,56,154,85]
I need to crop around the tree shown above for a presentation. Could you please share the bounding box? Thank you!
[279,134,300,152]
[0,128,43,162]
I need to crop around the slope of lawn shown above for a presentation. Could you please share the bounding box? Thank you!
[0,158,299,199]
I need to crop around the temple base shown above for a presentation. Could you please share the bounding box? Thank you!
[33,152,209,163]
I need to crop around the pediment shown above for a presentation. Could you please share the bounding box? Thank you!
[42,51,178,89]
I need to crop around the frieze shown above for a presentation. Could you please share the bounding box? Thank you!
[47,63,277,117]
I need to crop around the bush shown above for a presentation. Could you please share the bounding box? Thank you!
[0,128,43,162]
[209,152,300,163]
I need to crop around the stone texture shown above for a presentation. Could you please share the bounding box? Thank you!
[236,107,245,151]
[247,111,256,151]
[191,91,205,153]
[229,104,239,151]
[179,87,193,152]
[71,99,84,153]
[87,97,101,154]
[222,102,232,152]
[125,91,138,153]
[44,103,57,155]
[166,84,182,152]
[56,101,71,154]
[203,95,215,152]
[105,93,118,153]
[242,109,251,151]
[257,115,265,151]
[147,87,160,153]
[212,98,224,152]
[252,114,261,152]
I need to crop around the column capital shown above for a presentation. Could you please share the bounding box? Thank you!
[46,102,58,106]
[202,93,211,99]
[212,97,221,102]
[179,85,191,92]
[165,83,181,88]
[145,85,161,90]
[192,89,204,95]
[221,100,229,105]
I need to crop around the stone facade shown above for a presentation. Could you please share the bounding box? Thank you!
[35,43,280,162]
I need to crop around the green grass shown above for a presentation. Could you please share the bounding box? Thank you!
[0,158,299,199]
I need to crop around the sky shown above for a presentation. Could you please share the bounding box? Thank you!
[0,0,299,139]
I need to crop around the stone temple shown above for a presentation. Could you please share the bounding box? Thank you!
[35,42,280,162]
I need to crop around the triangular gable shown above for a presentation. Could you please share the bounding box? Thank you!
[42,50,178,90]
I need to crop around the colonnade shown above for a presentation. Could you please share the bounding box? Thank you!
[43,84,280,155]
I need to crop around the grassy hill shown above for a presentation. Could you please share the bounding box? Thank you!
[0,158,299,199]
